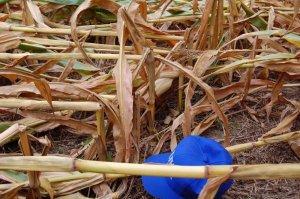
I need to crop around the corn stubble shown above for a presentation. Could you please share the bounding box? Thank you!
[0,0,299,198]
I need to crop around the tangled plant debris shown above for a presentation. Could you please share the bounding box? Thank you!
[0,0,299,198]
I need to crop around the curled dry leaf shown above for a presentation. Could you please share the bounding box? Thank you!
[20,110,97,135]
[0,183,23,198]
[0,0,299,197]
[0,82,93,101]
[263,109,299,137]
[192,115,217,136]
[193,96,242,135]
[58,59,76,82]
[264,73,285,120]
[290,0,300,28]
[119,5,148,54]
[70,0,120,65]
[92,182,113,198]
[194,0,215,50]
[26,0,49,28]
[156,56,231,146]
[112,124,125,162]
[150,0,172,20]
[55,192,90,199]
[192,0,199,14]
[0,32,22,52]
[0,69,53,109]
[144,49,156,129]
[172,80,272,147]
[289,138,300,158]
[21,0,34,26]
[152,130,171,154]
[33,46,75,75]
[112,7,134,162]
[183,50,218,136]
[198,171,233,199]
[242,35,258,102]
[54,174,105,196]
[39,177,54,199]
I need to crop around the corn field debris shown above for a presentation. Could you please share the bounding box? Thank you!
[0,0,299,198]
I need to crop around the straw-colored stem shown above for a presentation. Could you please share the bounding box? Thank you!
[0,50,277,62]
[0,98,102,111]
[0,123,26,146]
[0,53,142,60]
[227,131,300,154]
[16,117,46,128]
[0,183,25,191]
[1,24,183,41]
[148,11,295,23]
[22,37,170,55]
[0,156,299,179]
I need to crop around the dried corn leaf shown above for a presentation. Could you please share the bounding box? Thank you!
[113,7,134,162]
[0,69,53,109]
[20,110,97,135]
[26,0,49,28]
[70,0,120,64]
[263,110,299,137]
[0,32,22,52]
[157,57,230,146]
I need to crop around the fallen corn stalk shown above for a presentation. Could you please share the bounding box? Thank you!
[0,23,184,41]
[0,123,26,146]
[147,11,294,23]
[0,53,142,60]
[227,131,300,154]
[0,156,299,179]
[0,98,103,111]
[22,37,170,55]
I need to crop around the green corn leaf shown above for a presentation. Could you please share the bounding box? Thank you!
[241,2,267,30]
